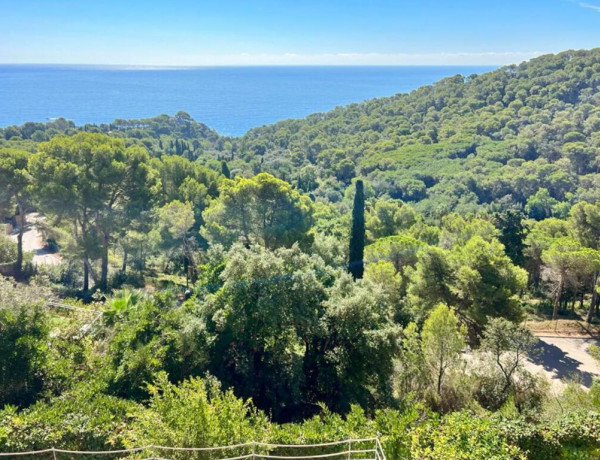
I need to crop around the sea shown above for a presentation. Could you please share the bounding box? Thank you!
[0,65,496,137]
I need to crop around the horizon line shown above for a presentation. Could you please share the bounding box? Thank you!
[0,50,551,68]
[0,62,503,68]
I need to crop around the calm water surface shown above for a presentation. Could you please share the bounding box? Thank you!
[0,65,496,136]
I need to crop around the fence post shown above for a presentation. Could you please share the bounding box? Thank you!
[252,441,256,459]
[347,439,351,460]
[375,438,386,460]
[52,447,58,460]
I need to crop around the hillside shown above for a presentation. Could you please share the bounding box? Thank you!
[0,111,222,161]
[227,49,600,217]
[3,49,600,222]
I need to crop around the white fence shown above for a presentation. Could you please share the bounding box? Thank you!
[0,438,386,460]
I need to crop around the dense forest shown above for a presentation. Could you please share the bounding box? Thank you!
[2,49,600,458]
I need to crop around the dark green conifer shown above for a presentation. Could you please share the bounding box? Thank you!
[348,179,365,279]
[221,160,231,179]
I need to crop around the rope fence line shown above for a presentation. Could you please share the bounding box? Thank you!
[46,301,104,315]
[45,300,105,336]
[156,439,378,450]
[0,438,386,460]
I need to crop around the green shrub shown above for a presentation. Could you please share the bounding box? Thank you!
[0,234,17,264]
[411,411,524,459]
[0,383,140,452]
[124,373,270,451]
[0,303,48,407]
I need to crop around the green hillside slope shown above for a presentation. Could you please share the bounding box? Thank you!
[229,49,600,217]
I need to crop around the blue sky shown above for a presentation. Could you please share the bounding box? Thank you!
[1,0,599,66]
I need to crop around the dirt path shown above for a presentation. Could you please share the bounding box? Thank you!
[9,213,61,266]
[523,336,600,392]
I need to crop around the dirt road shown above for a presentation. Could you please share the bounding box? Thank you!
[524,336,600,392]
[9,213,61,266]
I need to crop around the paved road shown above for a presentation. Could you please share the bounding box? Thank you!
[524,336,600,393]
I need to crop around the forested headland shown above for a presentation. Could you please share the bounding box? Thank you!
[2,48,600,458]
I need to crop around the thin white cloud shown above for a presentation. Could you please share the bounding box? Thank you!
[0,49,547,66]
[580,2,600,12]
[158,51,545,67]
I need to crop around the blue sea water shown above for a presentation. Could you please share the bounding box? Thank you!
[0,65,496,136]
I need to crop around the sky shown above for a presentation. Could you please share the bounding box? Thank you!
[0,0,599,66]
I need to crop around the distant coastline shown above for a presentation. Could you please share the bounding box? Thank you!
[0,63,500,69]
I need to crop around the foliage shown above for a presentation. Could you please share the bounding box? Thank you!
[348,179,365,279]
[30,133,156,290]
[202,173,314,250]
[202,244,399,420]
[0,235,17,264]
[0,383,138,452]
[0,279,50,408]
[125,373,270,450]
[0,303,48,408]
[0,148,32,275]
[366,235,424,274]
[476,318,539,410]
[105,291,211,400]
[451,236,527,327]
[421,305,466,396]
[395,323,428,396]
[411,411,524,459]
[366,200,416,242]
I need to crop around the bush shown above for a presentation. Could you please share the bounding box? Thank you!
[411,411,524,459]
[124,373,270,451]
[499,416,559,460]
[474,363,547,414]
[0,278,50,408]
[547,412,600,453]
[34,261,82,291]
[501,411,600,459]
[0,234,17,264]
[0,383,139,452]
[109,270,145,290]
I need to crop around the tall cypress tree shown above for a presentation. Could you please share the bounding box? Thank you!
[221,160,231,179]
[348,179,365,279]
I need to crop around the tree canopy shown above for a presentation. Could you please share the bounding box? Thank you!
[202,173,314,250]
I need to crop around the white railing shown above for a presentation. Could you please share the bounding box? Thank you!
[0,438,386,460]
[374,438,386,460]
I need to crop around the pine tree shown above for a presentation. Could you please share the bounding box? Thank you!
[348,179,365,279]
[221,160,231,179]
